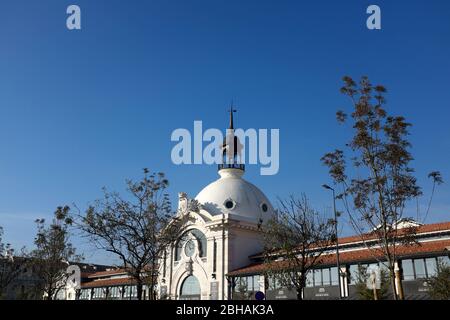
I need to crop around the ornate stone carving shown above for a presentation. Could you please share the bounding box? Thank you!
[178,192,188,213]
[185,258,193,275]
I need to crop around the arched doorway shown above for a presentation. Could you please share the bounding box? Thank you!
[180,275,201,300]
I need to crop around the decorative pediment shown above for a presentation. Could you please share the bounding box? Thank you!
[178,193,205,217]
[178,192,189,214]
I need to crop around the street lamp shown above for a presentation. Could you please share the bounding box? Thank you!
[322,184,342,299]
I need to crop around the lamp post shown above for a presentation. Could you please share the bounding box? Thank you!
[322,184,342,299]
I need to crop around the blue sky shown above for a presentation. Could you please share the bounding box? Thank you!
[1,0,449,264]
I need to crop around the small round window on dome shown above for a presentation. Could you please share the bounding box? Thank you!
[224,200,235,209]
[261,203,268,212]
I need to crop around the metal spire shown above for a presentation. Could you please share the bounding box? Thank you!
[228,101,236,130]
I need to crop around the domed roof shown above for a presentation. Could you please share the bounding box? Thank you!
[195,168,275,223]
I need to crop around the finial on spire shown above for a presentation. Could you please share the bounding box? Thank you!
[228,101,237,130]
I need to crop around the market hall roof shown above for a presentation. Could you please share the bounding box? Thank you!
[228,221,450,277]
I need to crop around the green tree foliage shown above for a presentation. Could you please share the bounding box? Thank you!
[353,265,390,300]
[427,258,450,300]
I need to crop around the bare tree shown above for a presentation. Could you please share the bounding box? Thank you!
[0,226,22,299]
[321,75,443,299]
[262,194,336,300]
[30,206,81,300]
[78,169,187,300]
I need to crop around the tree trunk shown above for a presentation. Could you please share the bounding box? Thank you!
[136,281,143,301]
[297,274,306,300]
[149,280,155,300]
[389,266,398,300]
[149,287,155,300]
[296,289,303,300]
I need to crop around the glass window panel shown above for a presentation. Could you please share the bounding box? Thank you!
[175,241,183,261]
[175,229,208,261]
[306,270,314,287]
[359,265,369,281]
[270,276,281,290]
[239,277,244,287]
[322,268,331,286]
[253,275,260,291]
[276,276,282,290]
[237,277,248,292]
[267,276,274,290]
[181,276,201,295]
[313,269,322,286]
[191,229,207,257]
[246,276,253,291]
[402,259,414,280]
[330,267,338,286]
[349,264,359,284]
[439,256,450,268]
[414,259,426,279]
[368,263,378,270]
[94,287,104,298]
[111,287,119,298]
[379,263,389,273]
[425,258,437,278]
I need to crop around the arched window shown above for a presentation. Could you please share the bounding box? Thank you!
[180,275,201,300]
[174,229,207,261]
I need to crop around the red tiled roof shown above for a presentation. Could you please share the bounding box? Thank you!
[81,277,136,288]
[338,221,450,245]
[81,272,97,278]
[322,239,450,264]
[87,265,158,278]
[87,269,127,278]
[249,221,450,259]
[228,239,450,276]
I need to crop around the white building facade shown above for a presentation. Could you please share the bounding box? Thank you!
[158,165,275,300]
[158,109,275,300]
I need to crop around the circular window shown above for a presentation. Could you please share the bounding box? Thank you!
[224,200,235,209]
[261,203,268,212]
[184,239,196,257]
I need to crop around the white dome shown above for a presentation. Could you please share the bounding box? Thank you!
[195,168,275,223]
